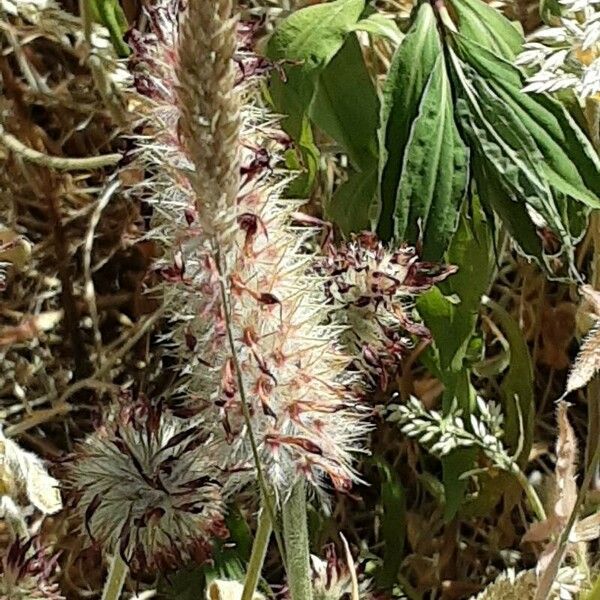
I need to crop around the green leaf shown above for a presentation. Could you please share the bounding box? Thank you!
[446,0,523,59]
[310,34,380,169]
[417,199,493,373]
[455,35,600,209]
[449,51,579,270]
[449,36,600,273]
[377,3,441,242]
[443,447,477,521]
[391,54,469,259]
[283,115,320,198]
[350,13,404,45]
[482,298,534,466]
[325,166,378,233]
[266,0,366,71]
[373,459,406,589]
[266,0,366,140]
[472,156,546,265]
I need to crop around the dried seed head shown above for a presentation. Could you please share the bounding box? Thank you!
[0,537,64,600]
[67,396,225,574]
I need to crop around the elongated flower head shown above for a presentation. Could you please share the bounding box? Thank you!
[131,2,370,500]
[67,396,225,574]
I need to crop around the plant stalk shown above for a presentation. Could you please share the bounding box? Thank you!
[101,553,128,600]
[242,505,273,600]
[282,479,313,600]
[513,467,546,522]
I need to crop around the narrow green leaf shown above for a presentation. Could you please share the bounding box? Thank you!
[393,54,469,259]
[443,447,477,521]
[483,299,534,466]
[377,3,441,241]
[417,199,493,373]
[447,0,523,59]
[373,459,406,589]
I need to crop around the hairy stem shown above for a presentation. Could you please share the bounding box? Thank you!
[101,553,128,600]
[242,504,273,600]
[282,479,313,600]
[215,249,287,567]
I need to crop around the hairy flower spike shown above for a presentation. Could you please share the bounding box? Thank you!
[67,396,225,574]
[132,9,370,499]
[177,0,241,252]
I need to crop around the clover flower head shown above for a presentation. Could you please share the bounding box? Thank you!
[0,537,63,600]
[308,545,372,600]
[67,396,225,574]
[319,232,455,388]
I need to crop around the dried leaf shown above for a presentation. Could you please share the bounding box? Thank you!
[572,511,600,542]
[531,402,579,600]
[565,323,600,395]
[554,402,578,521]
[0,310,63,347]
[340,533,359,600]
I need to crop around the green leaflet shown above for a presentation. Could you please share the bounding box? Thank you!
[349,13,404,45]
[372,459,406,589]
[311,34,379,170]
[266,0,380,214]
[417,200,494,519]
[446,0,523,60]
[417,198,494,375]
[449,50,581,271]
[472,156,546,265]
[393,54,469,260]
[266,0,366,70]
[377,3,442,242]
[325,166,378,234]
[266,0,366,140]
[454,35,600,209]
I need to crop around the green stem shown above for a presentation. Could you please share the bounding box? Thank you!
[282,480,313,600]
[513,467,546,522]
[242,506,273,600]
[101,553,128,600]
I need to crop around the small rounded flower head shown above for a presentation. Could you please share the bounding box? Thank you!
[67,396,226,574]
[0,537,64,600]
[319,232,455,388]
